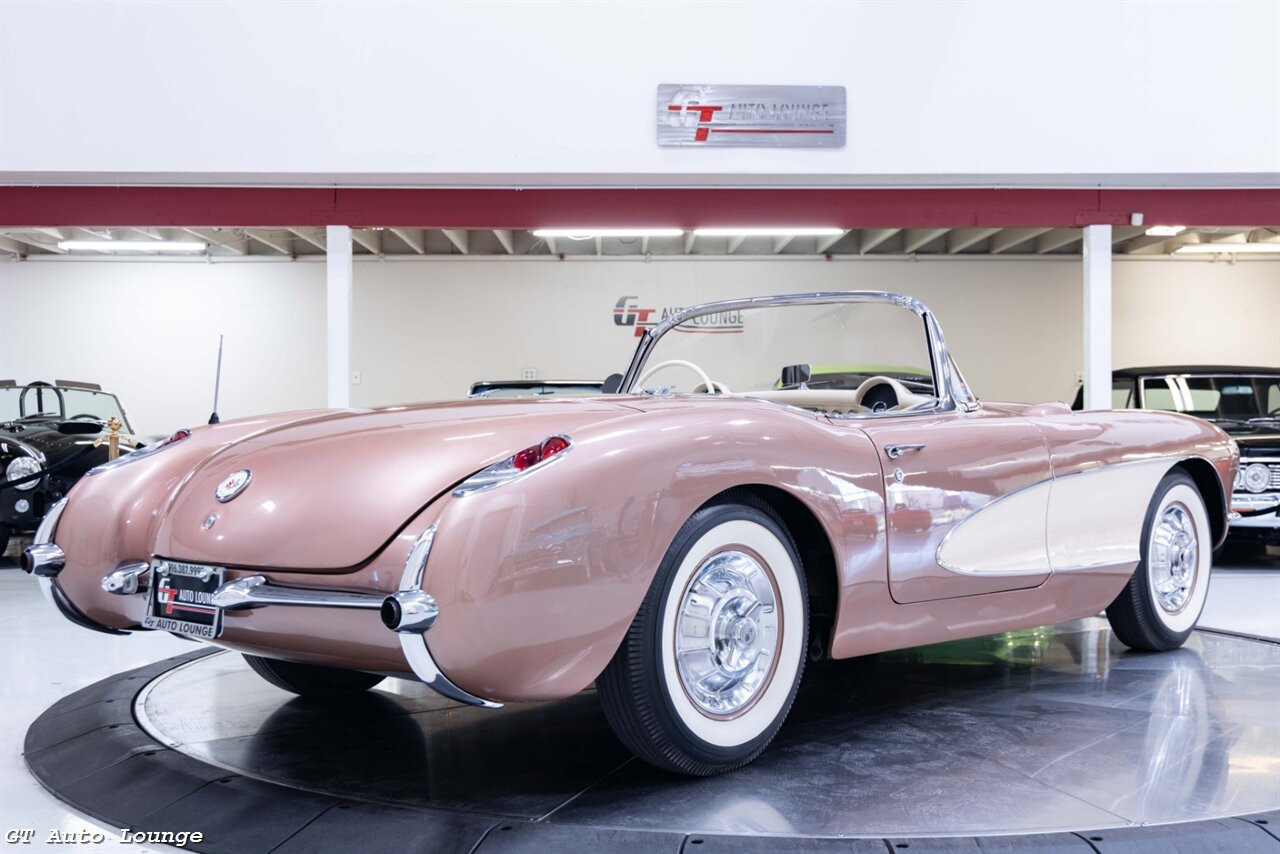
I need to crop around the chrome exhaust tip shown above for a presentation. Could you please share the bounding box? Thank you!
[101,562,151,595]
[381,590,438,633]
[22,543,65,577]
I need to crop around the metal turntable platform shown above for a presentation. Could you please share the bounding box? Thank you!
[25,618,1280,852]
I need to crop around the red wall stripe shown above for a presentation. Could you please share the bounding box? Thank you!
[0,186,1276,228]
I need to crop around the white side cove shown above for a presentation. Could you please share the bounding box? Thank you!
[937,458,1178,576]
[1047,458,1176,572]
[937,481,1053,576]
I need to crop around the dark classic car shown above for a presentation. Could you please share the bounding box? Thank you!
[1073,366,1280,549]
[1,381,138,553]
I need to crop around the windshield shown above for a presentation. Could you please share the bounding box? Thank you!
[629,299,940,415]
[0,385,131,430]
[1140,375,1280,421]
[472,383,603,398]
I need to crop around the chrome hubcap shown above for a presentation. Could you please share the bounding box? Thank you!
[1150,504,1198,613]
[675,550,779,717]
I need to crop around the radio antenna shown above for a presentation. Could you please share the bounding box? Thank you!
[208,334,224,425]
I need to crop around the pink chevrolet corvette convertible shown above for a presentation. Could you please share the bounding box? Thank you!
[25,292,1236,775]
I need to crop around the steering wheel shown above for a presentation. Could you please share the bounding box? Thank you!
[637,359,717,393]
[69,413,102,421]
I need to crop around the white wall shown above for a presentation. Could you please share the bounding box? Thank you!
[352,258,1279,408]
[0,261,325,436]
[4,257,1275,434]
[2,1,1276,185]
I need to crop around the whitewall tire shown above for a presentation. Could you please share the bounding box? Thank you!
[598,491,808,775]
[1106,471,1212,651]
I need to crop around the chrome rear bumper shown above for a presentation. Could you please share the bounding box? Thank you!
[203,525,498,709]
[211,574,386,611]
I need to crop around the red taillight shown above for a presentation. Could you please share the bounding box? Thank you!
[540,436,570,461]
[512,444,542,471]
[453,434,574,496]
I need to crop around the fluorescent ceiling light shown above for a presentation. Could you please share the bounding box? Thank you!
[692,227,845,237]
[1174,243,1280,255]
[57,240,206,253]
[1144,225,1186,237]
[531,228,683,239]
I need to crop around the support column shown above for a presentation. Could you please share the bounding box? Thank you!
[1081,224,1112,410]
[326,225,353,409]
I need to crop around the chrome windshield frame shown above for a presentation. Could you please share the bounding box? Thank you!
[617,291,978,414]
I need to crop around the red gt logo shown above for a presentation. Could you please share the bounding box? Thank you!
[666,103,724,142]
[614,296,657,337]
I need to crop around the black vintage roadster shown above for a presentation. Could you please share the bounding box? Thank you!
[0,380,138,554]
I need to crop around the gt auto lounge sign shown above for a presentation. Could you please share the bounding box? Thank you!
[657,84,846,147]
[614,296,745,337]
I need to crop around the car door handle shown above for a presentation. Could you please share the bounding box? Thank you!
[885,443,926,460]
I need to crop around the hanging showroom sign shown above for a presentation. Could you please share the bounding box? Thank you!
[657,84,846,147]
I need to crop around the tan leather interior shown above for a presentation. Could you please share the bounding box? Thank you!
[741,376,934,415]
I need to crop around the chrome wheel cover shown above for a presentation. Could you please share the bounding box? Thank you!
[674,550,780,717]
[1150,503,1198,613]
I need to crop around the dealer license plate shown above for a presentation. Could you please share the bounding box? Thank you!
[143,561,225,639]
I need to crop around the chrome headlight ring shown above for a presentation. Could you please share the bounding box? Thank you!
[5,456,43,491]
[1242,462,1271,494]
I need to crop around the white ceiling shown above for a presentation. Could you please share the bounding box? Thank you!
[1,225,1277,259]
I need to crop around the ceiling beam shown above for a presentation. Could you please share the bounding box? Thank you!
[128,227,165,240]
[0,235,28,255]
[726,235,747,254]
[441,228,470,255]
[2,233,66,253]
[945,227,1001,254]
[1034,228,1082,254]
[1109,226,1146,245]
[858,228,900,254]
[815,229,850,254]
[544,235,558,254]
[772,234,796,254]
[182,227,246,255]
[902,228,949,254]
[492,229,515,254]
[390,228,425,254]
[351,228,382,254]
[288,227,327,251]
[244,229,293,255]
[33,227,66,241]
[989,227,1052,254]
[74,227,113,240]
[684,231,696,254]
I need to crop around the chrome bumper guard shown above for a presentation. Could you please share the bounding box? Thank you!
[204,524,500,710]
[211,575,386,611]
[102,562,150,595]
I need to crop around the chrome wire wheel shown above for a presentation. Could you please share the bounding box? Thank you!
[1149,503,1198,614]
[674,550,780,718]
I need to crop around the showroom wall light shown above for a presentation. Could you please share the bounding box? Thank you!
[692,227,845,237]
[1144,225,1186,237]
[57,240,207,253]
[1173,243,1280,255]
[530,228,683,240]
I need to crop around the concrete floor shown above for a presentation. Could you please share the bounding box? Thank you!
[1,548,1276,851]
